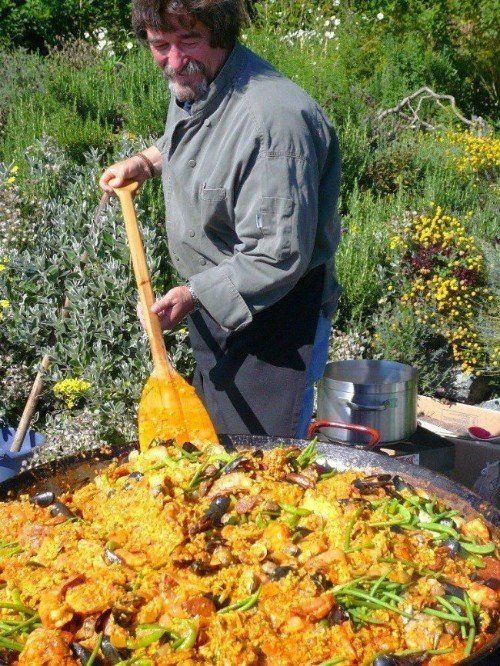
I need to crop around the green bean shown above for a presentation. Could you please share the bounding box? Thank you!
[318,657,345,666]
[336,589,413,619]
[87,632,103,666]
[422,608,470,623]
[218,587,261,614]
[461,623,467,639]
[460,541,495,555]
[186,463,210,489]
[332,576,371,594]
[348,608,385,624]
[435,595,463,617]
[0,614,40,637]
[295,439,318,468]
[369,519,404,528]
[279,503,312,517]
[464,625,476,657]
[0,601,37,616]
[0,635,23,651]
[344,506,363,551]
[464,592,476,628]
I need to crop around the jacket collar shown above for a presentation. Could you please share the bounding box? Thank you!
[175,41,248,118]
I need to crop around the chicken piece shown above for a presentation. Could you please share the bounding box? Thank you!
[39,590,74,629]
[291,592,335,620]
[262,522,293,562]
[304,548,346,571]
[461,518,490,542]
[207,472,254,499]
[65,581,114,614]
[18,627,76,666]
[468,582,499,611]
[404,613,442,651]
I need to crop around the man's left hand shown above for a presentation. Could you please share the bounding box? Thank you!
[139,286,196,331]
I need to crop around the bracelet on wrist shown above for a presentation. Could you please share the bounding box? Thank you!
[187,283,201,311]
[134,152,156,178]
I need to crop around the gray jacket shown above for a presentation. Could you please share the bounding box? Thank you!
[155,42,341,331]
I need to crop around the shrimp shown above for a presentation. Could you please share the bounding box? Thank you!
[18,627,76,665]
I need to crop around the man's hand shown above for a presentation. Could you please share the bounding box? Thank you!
[99,147,162,193]
[137,286,196,331]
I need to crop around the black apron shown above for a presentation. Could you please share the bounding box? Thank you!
[187,265,325,437]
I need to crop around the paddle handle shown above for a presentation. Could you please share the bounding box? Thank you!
[113,183,173,376]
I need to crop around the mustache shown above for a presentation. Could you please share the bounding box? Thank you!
[164,60,208,79]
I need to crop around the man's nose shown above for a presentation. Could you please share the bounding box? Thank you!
[167,44,188,72]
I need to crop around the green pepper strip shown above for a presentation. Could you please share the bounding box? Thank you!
[422,608,470,623]
[0,614,40,637]
[0,601,37,616]
[218,587,261,614]
[128,624,170,649]
[0,635,23,651]
[318,657,345,666]
[466,554,485,568]
[460,541,495,555]
[279,503,312,517]
[464,625,476,657]
[172,624,197,651]
[415,522,460,539]
[344,507,363,551]
[336,589,413,619]
[86,632,103,666]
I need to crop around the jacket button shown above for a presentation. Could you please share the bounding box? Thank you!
[199,258,206,265]
[188,159,196,168]
[204,119,211,127]
[188,229,195,237]
[174,255,180,261]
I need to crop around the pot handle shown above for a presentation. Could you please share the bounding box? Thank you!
[307,420,381,447]
[342,399,389,412]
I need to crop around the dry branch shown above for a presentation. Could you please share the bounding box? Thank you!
[377,86,488,133]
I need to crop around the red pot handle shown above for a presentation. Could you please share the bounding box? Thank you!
[307,420,381,447]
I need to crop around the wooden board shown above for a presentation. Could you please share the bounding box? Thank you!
[417,395,500,438]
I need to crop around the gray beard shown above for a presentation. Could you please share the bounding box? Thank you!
[164,61,210,103]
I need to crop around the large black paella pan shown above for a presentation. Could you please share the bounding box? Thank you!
[0,432,498,665]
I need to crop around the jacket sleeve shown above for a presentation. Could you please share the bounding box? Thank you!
[189,142,322,332]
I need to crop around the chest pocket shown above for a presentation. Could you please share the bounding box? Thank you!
[257,196,296,261]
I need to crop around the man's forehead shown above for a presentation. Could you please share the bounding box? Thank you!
[146,15,208,41]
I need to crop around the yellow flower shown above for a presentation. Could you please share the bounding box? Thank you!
[10,165,19,174]
[6,177,15,184]
[0,299,9,308]
[0,264,5,272]
[53,378,91,409]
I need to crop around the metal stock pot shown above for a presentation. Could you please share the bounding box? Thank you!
[317,360,418,444]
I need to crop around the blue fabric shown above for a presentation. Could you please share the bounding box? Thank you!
[295,312,332,438]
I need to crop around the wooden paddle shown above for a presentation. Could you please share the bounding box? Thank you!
[113,182,219,451]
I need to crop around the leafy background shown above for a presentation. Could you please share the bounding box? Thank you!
[0,0,498,448]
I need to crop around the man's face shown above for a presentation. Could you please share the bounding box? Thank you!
[146,17,229,103]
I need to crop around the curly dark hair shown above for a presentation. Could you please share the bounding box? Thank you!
[131,0,249,49]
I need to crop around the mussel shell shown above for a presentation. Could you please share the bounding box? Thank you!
[442,581,465,599]
[392,476,415,492]
[441,538,462,558]
[71,642,102,665]
[182,442,200,454]
[223,456,250,474]
[326,606,349,625]
[50,501,76,519]
[270,566,294,581]
[128,471,143,480]
[103,548,125,566]
[101,636,126,663]
[30,491,55,507]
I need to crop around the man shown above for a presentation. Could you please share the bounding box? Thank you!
[100,0,341,438]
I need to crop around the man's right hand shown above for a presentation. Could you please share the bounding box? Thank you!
[99,147,162,193]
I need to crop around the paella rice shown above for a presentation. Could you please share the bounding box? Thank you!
[0,440,498,665]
